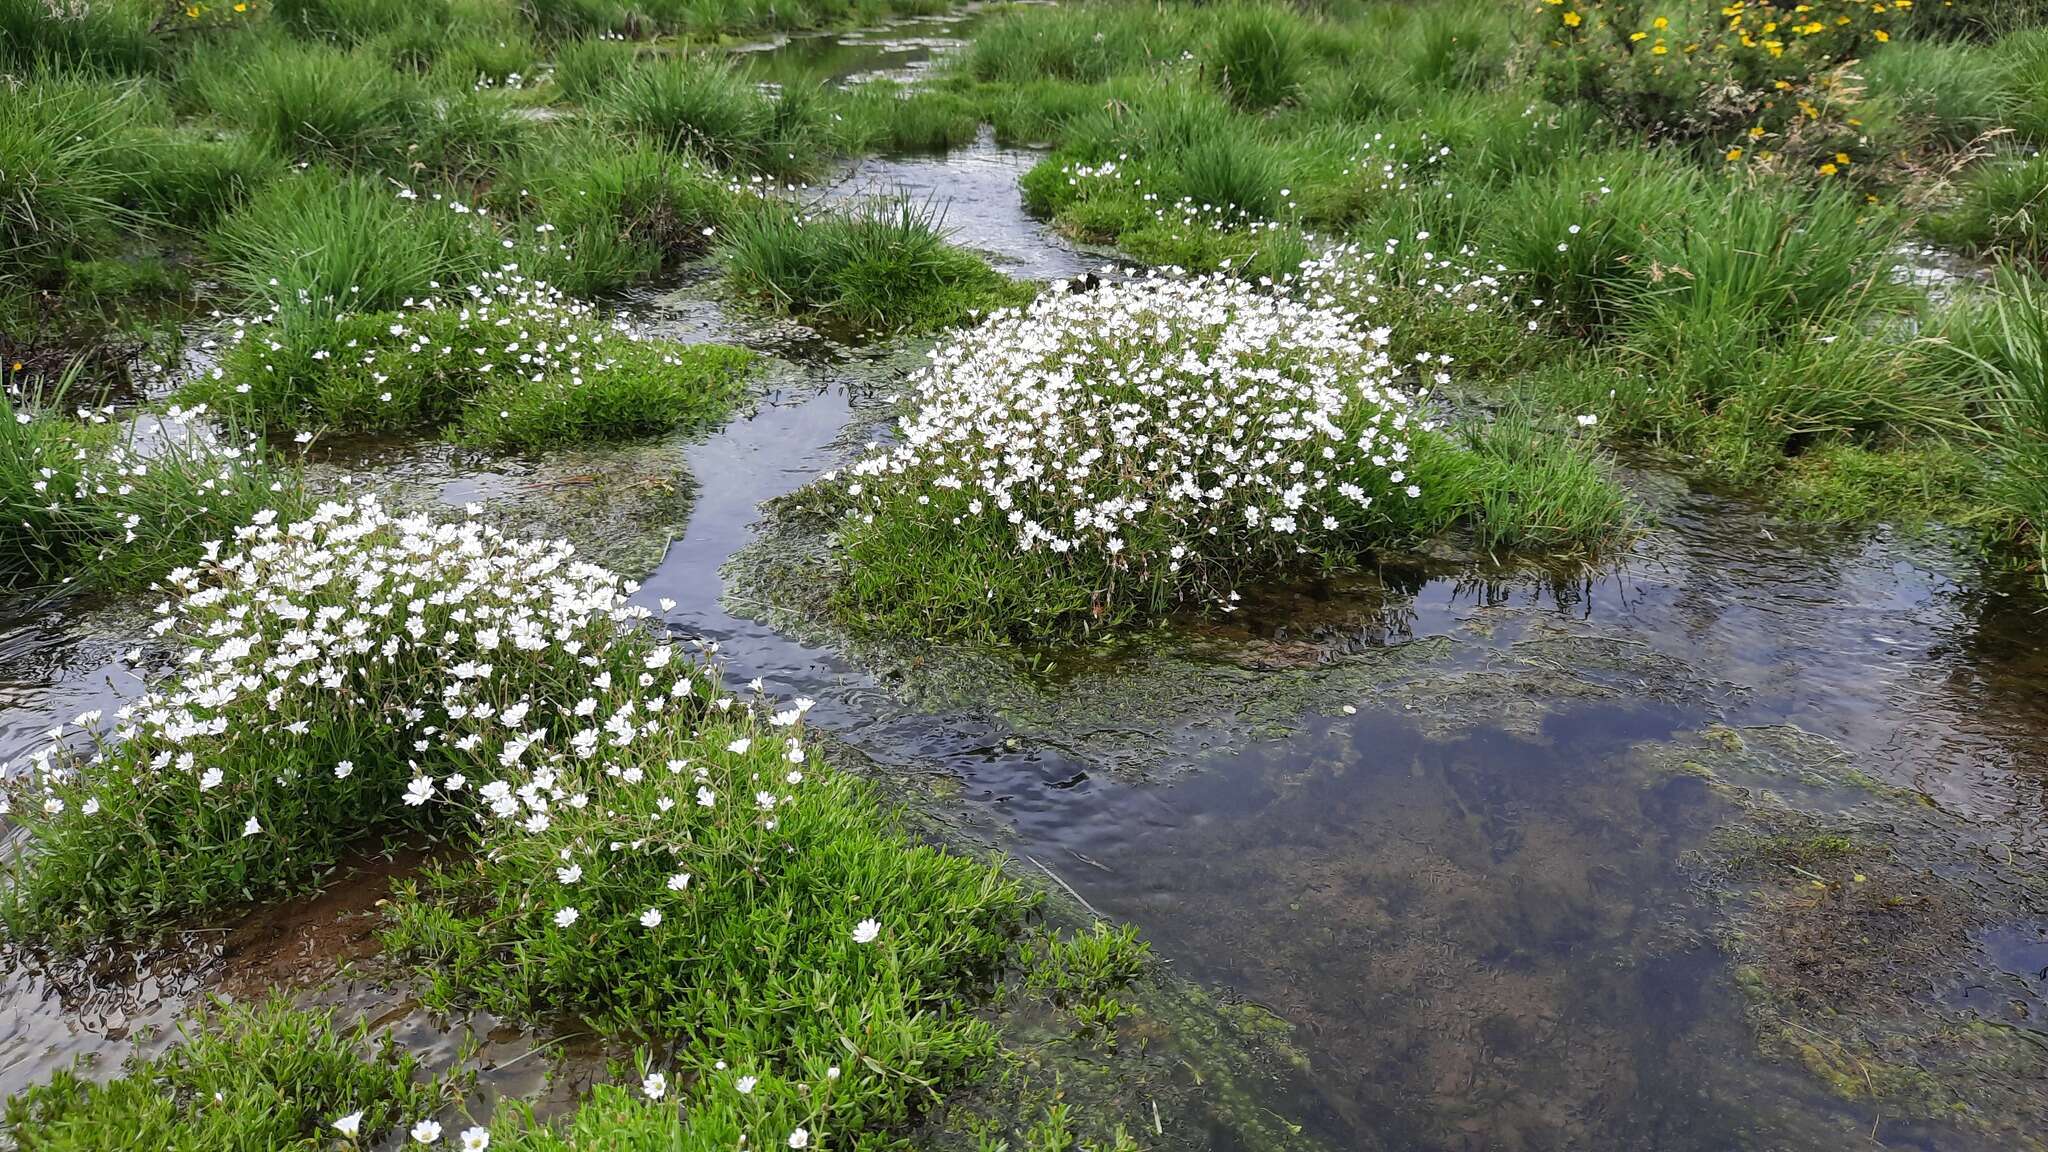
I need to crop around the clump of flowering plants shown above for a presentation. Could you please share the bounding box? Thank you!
[819,270,1479,639]
[0,495,676,941]
[386,690,1026,1149]
[1,488,1036,1146]
[185,267,756,448]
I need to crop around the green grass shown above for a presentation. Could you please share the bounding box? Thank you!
[1998,26,2048,141]
[208,168,503,316]
[1938,271,2048,579]
[4,999,446,1151]
[272,0,454,43]
[958,2,1190,86]
[1925,151,2048,258]
[832,82,983,154]
[551,35,643,102]
[1205,4,1306,112]
[0,76,155,290]
[1428,413,1634,553]
[1859,39,2006,151]
[600,53,830,178]
[497,133,738,294]
[0,0,161,72]
[719,196,1033,334]
[193,39,430,166]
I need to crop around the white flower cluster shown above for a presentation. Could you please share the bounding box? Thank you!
[835,271,1437,600]
[6,495,659,827]
[1294,239,1526,328]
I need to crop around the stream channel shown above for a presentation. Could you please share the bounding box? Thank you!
[1,11,2045,1152]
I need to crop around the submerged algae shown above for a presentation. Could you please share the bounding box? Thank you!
[1652,724,2048,1149]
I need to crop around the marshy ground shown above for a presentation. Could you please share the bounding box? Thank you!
[4,1,2048,1149]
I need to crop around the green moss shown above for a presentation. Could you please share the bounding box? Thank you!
[1773,439,1984,525]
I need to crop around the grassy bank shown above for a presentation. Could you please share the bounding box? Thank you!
[909,0,2048,581]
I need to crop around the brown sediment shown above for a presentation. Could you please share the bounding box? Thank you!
[212,844,429,1004]
[1682,727,2048,1150]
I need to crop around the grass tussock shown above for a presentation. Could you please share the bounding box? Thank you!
[193,40,431,166]
[209,169,504,317]
[599,54,829,178]
[719,197,1033,334]
[1938,271,2048,578]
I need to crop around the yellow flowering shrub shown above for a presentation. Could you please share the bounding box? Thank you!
[1530,0,1911,174]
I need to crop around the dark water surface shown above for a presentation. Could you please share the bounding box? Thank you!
[2,52,2046,1152]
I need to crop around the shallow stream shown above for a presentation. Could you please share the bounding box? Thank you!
[2,19,2045,1151]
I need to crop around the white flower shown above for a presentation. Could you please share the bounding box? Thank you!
[642,1072,666,1100]
[334,1111,363,1137]
[557,863,582,884]
[640,908,662,928]
[403,777,435,806]
[789,1129,810,1149]
[243,816,262,837]
[736,1075,757,1094]
[826,1065,840,1080]
[666,872,691,891]
[412,1119,442,1144]
[335,760,354,780]
[199,766,223,791]
[554,907,579,927]
[1576,413,1599,427]
[852,918,881,944]
[460,1127,490,1152]
[725,737,752,755]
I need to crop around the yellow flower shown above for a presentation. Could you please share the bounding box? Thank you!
[1563,9,1582,26]
[1725,147,1744,160]
[1818,162,1839,176]
[1748,124,1766,138]
[1653,15,1670,27]
[1835,151,1851,164]
[1631,29,1647,39]
[234,1,247,9]
[185,3,199,14]
[1651,40,1668,53]
[1873,28,1889,40]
